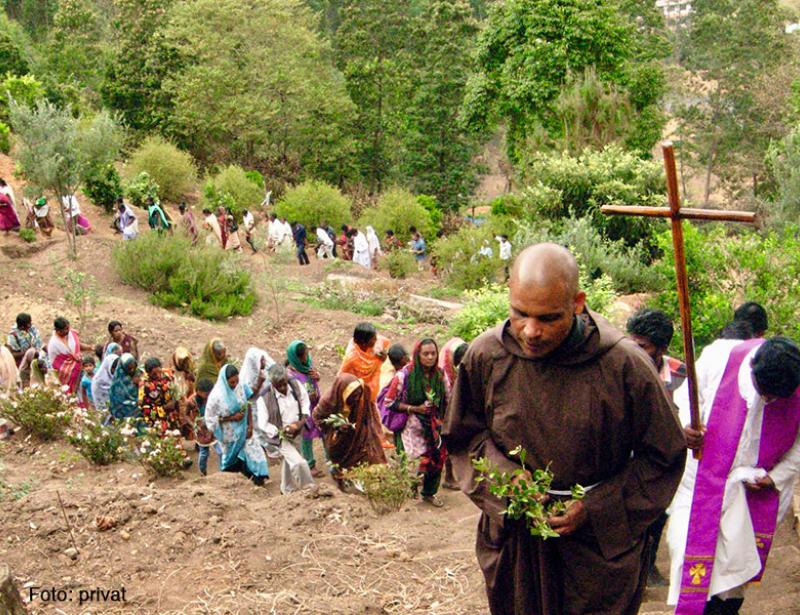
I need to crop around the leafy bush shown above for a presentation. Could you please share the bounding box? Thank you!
[134,427,186,478]
[649,224,800,354]
[0,384,75,440]
[416,194,443,231]
[342,454,420,514]
[0,73,45,121]
[18,227,35,242]
[300,281,388,317]
[83,163,122,212]
[124,171,160,208]
[113,233,256,320]
[0,120,10,153]
[0,15,30,77]
[275,180,352,230]
[512,216,662,293]
[67,408,127,465]
[515,145,665,249]
[382,249,416,279]
[765,125,800,227]
[203,165,264,218]
[127,136,197,202]
[432,225,503,290]
[359,188,435,243]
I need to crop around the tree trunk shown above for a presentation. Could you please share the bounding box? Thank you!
[56,193,77,259]
[0,564,27,614]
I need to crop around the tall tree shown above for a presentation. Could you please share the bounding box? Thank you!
[163,0,355,186]
[335,0,415,193]
[101,0,177,132]
[401,0,481,210]
[461,0,664,162]
[677,0,794,203]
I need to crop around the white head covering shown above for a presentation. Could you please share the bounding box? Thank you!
[91,347,121,411]
[239,347,275,397]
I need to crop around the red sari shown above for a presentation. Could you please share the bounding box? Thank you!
[47,330,83,394]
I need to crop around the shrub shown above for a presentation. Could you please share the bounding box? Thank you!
[649,224,800,355]
[18,227,35,242]
[274,180,352,230]
[124,171,160,208]
[515,145,664,249]
[0,120,10,153]
[0,73,45,122]
[300,281,388,317]
[0,384,75,440]
[112,232,256,320]
[342,454,420,514]
[512,216,662,293]
[432,225,503,290]
[83,163,122,212]
[67,408,127,465]
[134,428,186,478]
[416,194,443,231]
[359,188,434,243]
[127,136,197,202]
[382,249,416,279]
[203,165,264,218]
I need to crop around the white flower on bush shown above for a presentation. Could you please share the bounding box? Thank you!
[61,385,70,393]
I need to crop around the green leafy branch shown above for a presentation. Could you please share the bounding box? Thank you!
[472,445,585,540]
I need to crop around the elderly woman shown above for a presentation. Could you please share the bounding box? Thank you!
[255,364,315,494]
[313,374,386,491]
[382,338,448,507]
[197,338,227,383]
[92,342,122,414]
[109,354,141,421]
[239,347,275,397]
[287,340,325,478]
[172,347,196,439]
[204,363,269,485]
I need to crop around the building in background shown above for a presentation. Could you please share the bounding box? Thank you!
[656,0,692,25]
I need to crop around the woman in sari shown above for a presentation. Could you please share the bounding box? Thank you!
[203,208,224,247]
[109,354,141,421]
[62,194,91,234]
[438,337,468,394]
[287,340,325,477]
[366,226,382,268]
[313,374,386,490]
[240,347,274,397]
[0,189,20,233]
[139,357,180,434]
[225,208,243,252]
[0,346,19,393]
[196,338,227,383]
[204,364,269,485]
[173,347,196,439]
[216,207,228,249]
[383,338,448,507]
[92,342,122,413]
[47,317,92,394]
[105,321,139,360]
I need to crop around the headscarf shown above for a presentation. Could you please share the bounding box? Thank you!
[403,339,446,411]
[239,347,275,396]
[172,346,195,375]
[109,353,140,420]
[92,348,121,411]
[339,334,391,402]
[204,363,252,469]
[197,338,226,383]
[439,337,467,392]
[287,340,312,375]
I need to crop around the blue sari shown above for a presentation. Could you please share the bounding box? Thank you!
[205,364,268,477]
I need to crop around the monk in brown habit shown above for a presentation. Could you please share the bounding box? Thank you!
[443,243,687,615]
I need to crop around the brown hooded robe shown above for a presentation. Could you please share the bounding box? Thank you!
[442,310,686,615]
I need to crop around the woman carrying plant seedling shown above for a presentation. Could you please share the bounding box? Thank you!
[313,374,386,491]
[204,363,269,485]
[383,338,448,507]
[109,353,141,421]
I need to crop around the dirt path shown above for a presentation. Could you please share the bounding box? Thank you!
[0,182,798,614]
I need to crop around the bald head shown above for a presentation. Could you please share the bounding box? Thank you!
[510,243,579,298]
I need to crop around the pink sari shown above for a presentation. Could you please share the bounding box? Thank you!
[47,330,82,394]
[0,193,20,231]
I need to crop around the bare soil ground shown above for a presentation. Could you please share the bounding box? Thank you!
[0,160,798,614]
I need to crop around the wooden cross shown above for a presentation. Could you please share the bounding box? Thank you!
[601,142,756,458]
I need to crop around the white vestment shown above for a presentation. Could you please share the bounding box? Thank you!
[352,231,371,269]
[666,340,800,604]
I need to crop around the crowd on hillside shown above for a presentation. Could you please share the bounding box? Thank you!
[0,312,474,506]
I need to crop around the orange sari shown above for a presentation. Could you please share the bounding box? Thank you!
[338,335,390,402]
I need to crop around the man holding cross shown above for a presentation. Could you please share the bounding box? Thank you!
[666,337,800,614]
[444,243,687,614]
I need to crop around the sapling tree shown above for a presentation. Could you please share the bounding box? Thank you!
[9,100,122,258]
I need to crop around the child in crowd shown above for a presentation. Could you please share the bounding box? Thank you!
[193,377,221,476]
[79,355,96,409]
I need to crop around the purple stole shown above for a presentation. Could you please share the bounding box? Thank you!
[677,339,800,613]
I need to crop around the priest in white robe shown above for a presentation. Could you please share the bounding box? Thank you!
[667,337,800,614]
[352,228,371,269]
